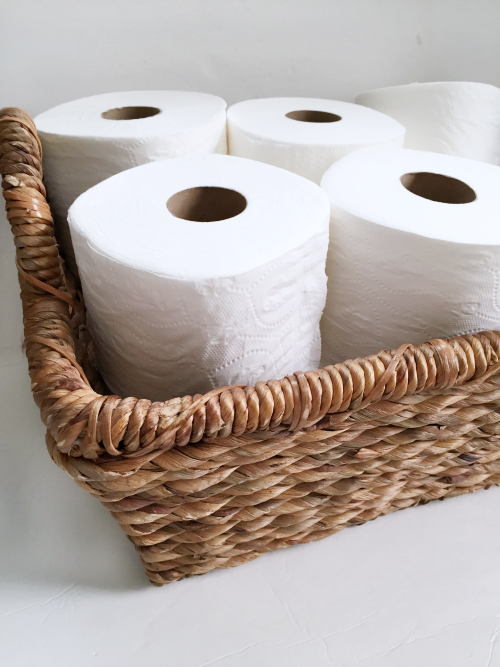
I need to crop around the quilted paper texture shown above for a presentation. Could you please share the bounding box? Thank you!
[73,230,328,401]
[321,209,500,364]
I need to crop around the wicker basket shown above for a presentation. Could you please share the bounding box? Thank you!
[2,107,500,586]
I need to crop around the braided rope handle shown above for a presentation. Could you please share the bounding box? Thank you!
[2,106,500,462]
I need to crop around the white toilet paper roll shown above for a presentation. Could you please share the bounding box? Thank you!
[69,153,330,401]
[35,91,227,273]
[320,148,500,364]
[227,97,405,184]
[356,82,500,165]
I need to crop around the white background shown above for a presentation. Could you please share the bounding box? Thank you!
[1,1,500,666]
[1,0,500,115]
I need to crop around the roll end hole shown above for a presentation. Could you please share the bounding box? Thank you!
[167,186,247,222]
[286,110,342,123]
[101,106,161,120]
[400,172,476,204]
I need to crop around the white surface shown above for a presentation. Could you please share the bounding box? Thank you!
[2,1,500,664]
[227,98,405,183]
[320,148,500,363]
[69,154,329,400]
[356,82,500,164]
[2,209,500,667]
[1,1,500,116]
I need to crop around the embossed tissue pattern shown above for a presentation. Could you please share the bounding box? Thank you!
[73,230,328,402]
[321,209,500,364]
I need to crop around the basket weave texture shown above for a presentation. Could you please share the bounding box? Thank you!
[2,107,500,586]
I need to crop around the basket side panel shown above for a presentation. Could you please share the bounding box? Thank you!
[49,371,500,584]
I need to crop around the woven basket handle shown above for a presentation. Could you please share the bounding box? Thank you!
[0,107,71,299]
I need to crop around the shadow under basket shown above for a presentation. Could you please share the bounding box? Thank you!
[2,107,500,586]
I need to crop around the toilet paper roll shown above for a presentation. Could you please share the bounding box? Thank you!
[227,97,405,184]
[35,91,227,274]
[69,153,330,401]
[356,82,500,164]
[320,147,500,364]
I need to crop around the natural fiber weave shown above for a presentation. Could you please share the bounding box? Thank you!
[2,107,500,586]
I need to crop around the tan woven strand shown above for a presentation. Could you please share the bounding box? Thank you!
[2,107,500,585]
[16,259,77,310]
